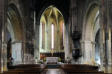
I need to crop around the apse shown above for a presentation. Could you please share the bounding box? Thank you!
[39,6,66,60]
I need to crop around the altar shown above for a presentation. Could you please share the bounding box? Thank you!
[46,57,59,64]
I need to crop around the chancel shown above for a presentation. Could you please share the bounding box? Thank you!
[0,0,112,74]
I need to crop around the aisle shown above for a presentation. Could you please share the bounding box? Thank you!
[42,69,65,74]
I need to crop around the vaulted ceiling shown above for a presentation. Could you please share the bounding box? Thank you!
[21,0,70,22]
[40,6,64,25]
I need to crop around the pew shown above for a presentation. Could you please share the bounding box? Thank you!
[61,64,104,74]
[1,64,106,74]
[3,64,46,74]
[8,64,45,69]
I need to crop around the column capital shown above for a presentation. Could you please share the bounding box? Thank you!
[11,40,23,44]
[80,40,95,44]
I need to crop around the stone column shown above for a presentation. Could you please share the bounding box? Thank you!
[0,0,8,72]
[99,0,105,71]
[11,41,23,65]
[100,0,112,73]
[81,40,95,65]
[0,2,3,71]
[1,41,7,72]
[106,0,112,73]
[35,24,40,61]
[106,29,112,73]
[64,24,72,60]
[99,28,105,71]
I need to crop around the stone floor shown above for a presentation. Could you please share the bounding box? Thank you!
[42,69,65,74]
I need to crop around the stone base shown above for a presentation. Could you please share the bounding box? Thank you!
[104,66,112,73]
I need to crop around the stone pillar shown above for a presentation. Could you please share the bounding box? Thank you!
[0,0,8,72]
[106,29,112,73]
[34,24,40,61]
[99,28,105,71]
[100,0,112,73]
[80,41,84,64]
[106,0,112,73]
[70,0,78,32]
[81,40,95,65]
[11,41,23,65]
[1,41,7,72]
[99,0,105,71]
[0,1,3,71]
[64,24,72,60]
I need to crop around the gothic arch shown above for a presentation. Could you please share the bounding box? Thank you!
[6,4,24,65]
[35,5,70,60]
[82,2,99,41]
[7,4,24,41]
[81,2,100,65]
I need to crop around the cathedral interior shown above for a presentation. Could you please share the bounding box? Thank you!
[0,0,112,74]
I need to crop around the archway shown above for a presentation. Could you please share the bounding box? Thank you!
[39,6,65,61]
[6,4,24,65]
[95,30,100,64]
[35,5,69,62]
[82,3,100,65]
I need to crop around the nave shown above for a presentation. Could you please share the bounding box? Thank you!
[0,0,112,74]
